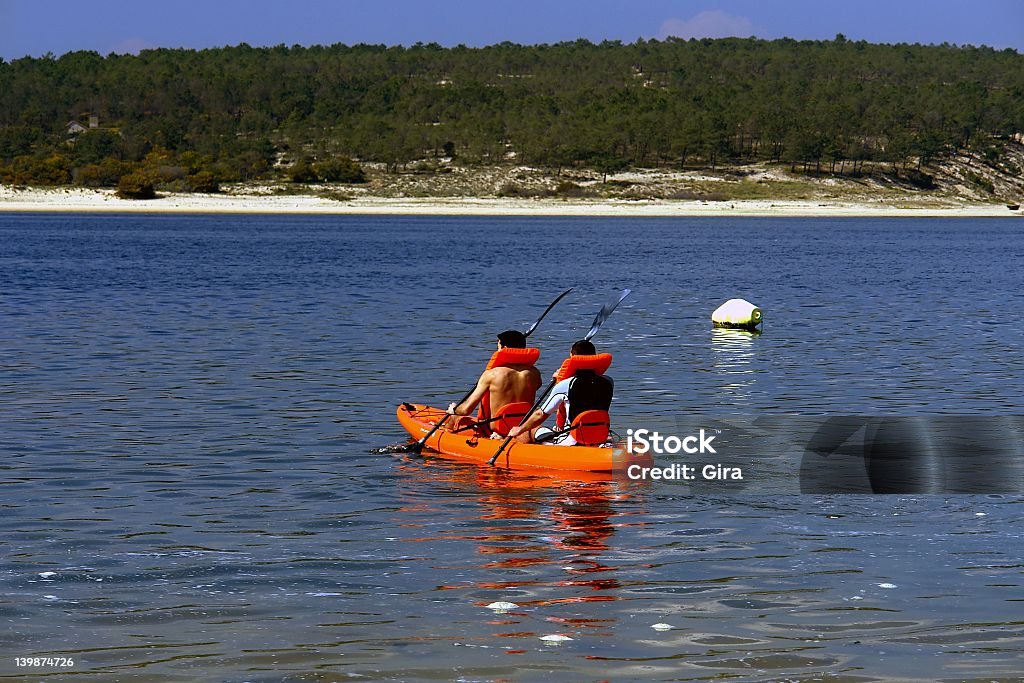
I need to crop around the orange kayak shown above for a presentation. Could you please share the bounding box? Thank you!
[397,403,654,474]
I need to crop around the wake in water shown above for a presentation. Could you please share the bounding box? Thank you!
[370,442,419,454]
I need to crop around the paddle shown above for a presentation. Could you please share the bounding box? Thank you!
[449,413,507,434]
[487,288,631,467]
[401,288,572,454]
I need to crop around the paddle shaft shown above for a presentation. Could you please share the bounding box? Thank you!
[408,386,474,450]
[450,411,520,434]
[407,288,571,454]
[524,287,572,338]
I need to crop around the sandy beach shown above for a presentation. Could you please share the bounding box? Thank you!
[1,185,1020,217]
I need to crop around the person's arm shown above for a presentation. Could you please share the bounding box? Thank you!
[508,378,569,438]
[508,408,549,438]
[449,372,490,415]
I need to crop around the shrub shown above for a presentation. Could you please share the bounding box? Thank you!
[314,157,367,183]
[904,170,936,190]
[554,181,594,198]
[0,154,73,185]
[116,173,156,199]
[288,159,318,183]
[186,171,220,193]
[965,171,995,194]
[497,182,546,198]
[74,157,130,187]
[407,160,438,175]
[153,165,187,183]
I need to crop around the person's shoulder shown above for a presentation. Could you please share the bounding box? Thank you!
[492,363,538,374]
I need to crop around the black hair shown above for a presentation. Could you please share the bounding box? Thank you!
[570,339,596,355]
[497,330,527,348]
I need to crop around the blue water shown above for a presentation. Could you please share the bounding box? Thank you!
[2,213,1023,681]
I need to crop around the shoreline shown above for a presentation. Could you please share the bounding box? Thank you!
[1,185,1020,217]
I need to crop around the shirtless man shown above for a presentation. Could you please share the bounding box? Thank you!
[447,330,542,427]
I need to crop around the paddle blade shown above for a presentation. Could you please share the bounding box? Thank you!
[584,289,631,341]
[524,288,573,338]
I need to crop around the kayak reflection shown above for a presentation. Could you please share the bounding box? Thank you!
[393,458,650,642]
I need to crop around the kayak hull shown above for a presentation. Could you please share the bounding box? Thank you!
[397,403,653,473]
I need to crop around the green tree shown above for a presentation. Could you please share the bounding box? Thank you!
[595,155,629,183]
[0,37,1021,182]
[71,130,123,165]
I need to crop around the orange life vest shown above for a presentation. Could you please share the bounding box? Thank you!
[552,353,613,429]
[552,353,612,382]
[485,347,540,371]
[477,347,540,435]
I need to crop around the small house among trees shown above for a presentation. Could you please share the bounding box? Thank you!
[66,115,108,138]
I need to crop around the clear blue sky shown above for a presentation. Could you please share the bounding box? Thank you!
[2,0,1022,60]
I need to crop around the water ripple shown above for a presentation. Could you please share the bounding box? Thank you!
[2,215,1023,680]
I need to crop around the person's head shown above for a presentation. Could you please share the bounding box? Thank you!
[570,339,596,356]
[497,330,527,349]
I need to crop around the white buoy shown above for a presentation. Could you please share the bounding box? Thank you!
[486,601,519,612]
[651,623,674,631]
[539,634,574,643]
[711,298,762,330]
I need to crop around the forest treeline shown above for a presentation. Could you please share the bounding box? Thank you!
[1,36,1022,192]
